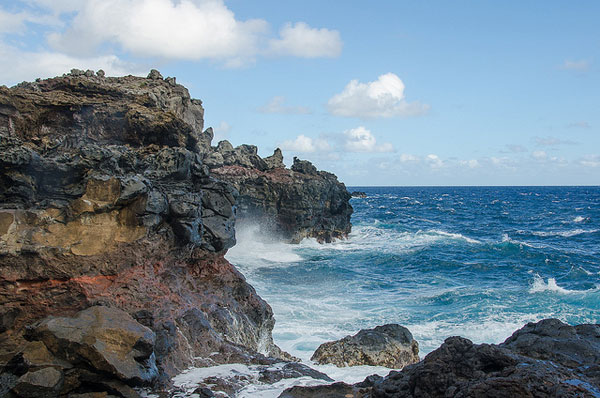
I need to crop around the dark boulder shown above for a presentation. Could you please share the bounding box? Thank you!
[500,318,600,385]
[311,324,419,368]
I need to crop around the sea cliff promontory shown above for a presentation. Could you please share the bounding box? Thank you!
[0,69,352,396]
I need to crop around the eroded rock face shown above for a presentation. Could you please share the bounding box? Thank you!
[311,324,419,368]
[208,146,353,243]
[0,70,287,387]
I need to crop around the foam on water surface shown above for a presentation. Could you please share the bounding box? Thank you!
[189,187,600,395]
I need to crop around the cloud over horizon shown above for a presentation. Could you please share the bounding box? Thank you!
[327,73,429,118]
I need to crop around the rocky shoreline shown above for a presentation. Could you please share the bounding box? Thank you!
[1,70,599,398]
[0,69,351,397]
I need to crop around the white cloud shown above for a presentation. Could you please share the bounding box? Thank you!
[560,59,590,72]
[280,135,330,153]
[212,121,231,143]
[258,96,311,114]
[48,0,268,65]
[0,42,142,85]
[580,155,600,168]
[343,126,394,153]
[426,154,444,168]
[0,9,28,34]
[460,159,480,169]
[399,153,419,162]
[532,150,548,160]
[268,22,342,58]
[327,73,429,118]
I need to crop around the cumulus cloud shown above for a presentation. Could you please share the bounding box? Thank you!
[344,126,394,153]
[426,154,444,168]
[328,73,429,118]
[47,0,268,66]
[267,22,342,58]
[32,0,340,68]
[532,150,548,160]
[0,42,142,85]
[258,96,311,114]
[280,135,330,153]
[560,59,590,72]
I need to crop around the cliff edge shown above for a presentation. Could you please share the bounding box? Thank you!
[0,69,351,395]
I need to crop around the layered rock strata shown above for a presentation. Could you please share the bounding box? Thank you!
[0,69,353,395]
[204,142,353,243]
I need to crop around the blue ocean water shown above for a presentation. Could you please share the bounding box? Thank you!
[226,186,600,363]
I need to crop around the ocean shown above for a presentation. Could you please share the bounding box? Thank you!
[175,186,600,397]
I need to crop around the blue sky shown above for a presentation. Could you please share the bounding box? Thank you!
[1,1,598,186]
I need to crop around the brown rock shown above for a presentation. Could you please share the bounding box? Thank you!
[12,367,63,398]
[311,324,419,368]
[29,306,157,385]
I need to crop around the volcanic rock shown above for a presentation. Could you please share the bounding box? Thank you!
[208,149,353,243]
[28,306,158,385]
[286,319,600,398]
[500,318,600,384]
[311,324,419,368]
[0,70,302,390]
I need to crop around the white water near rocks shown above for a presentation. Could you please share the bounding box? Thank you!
[171,186,600,397]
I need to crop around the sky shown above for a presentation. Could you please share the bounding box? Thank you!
[1,0,599,186]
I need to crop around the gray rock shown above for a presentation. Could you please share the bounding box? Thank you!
[278,382,356,398]
[29,306,158,385]
[311,324,419,368]
[12,367,63,398]
[264,148,285,170]
[147,69,163,80]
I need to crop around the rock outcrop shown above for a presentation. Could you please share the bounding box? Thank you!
[205,143,353,243]
[0,69,321,395]
[311,324,419,368]
[280,319,600,398]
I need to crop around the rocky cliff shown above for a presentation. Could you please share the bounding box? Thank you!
[0,69,351,395]
[204,142,352,243]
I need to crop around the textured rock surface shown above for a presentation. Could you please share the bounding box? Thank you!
[500,318,600,385]
[0,70,295,391]
[283,319,600,398]
[207,145,353,243]
[311,324,419,368]
[28,306,158,385]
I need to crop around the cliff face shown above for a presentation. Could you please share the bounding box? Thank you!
[205,143,353,243]
[0,69,314,389]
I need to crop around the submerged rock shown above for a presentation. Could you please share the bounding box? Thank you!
[311,324,419,368]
